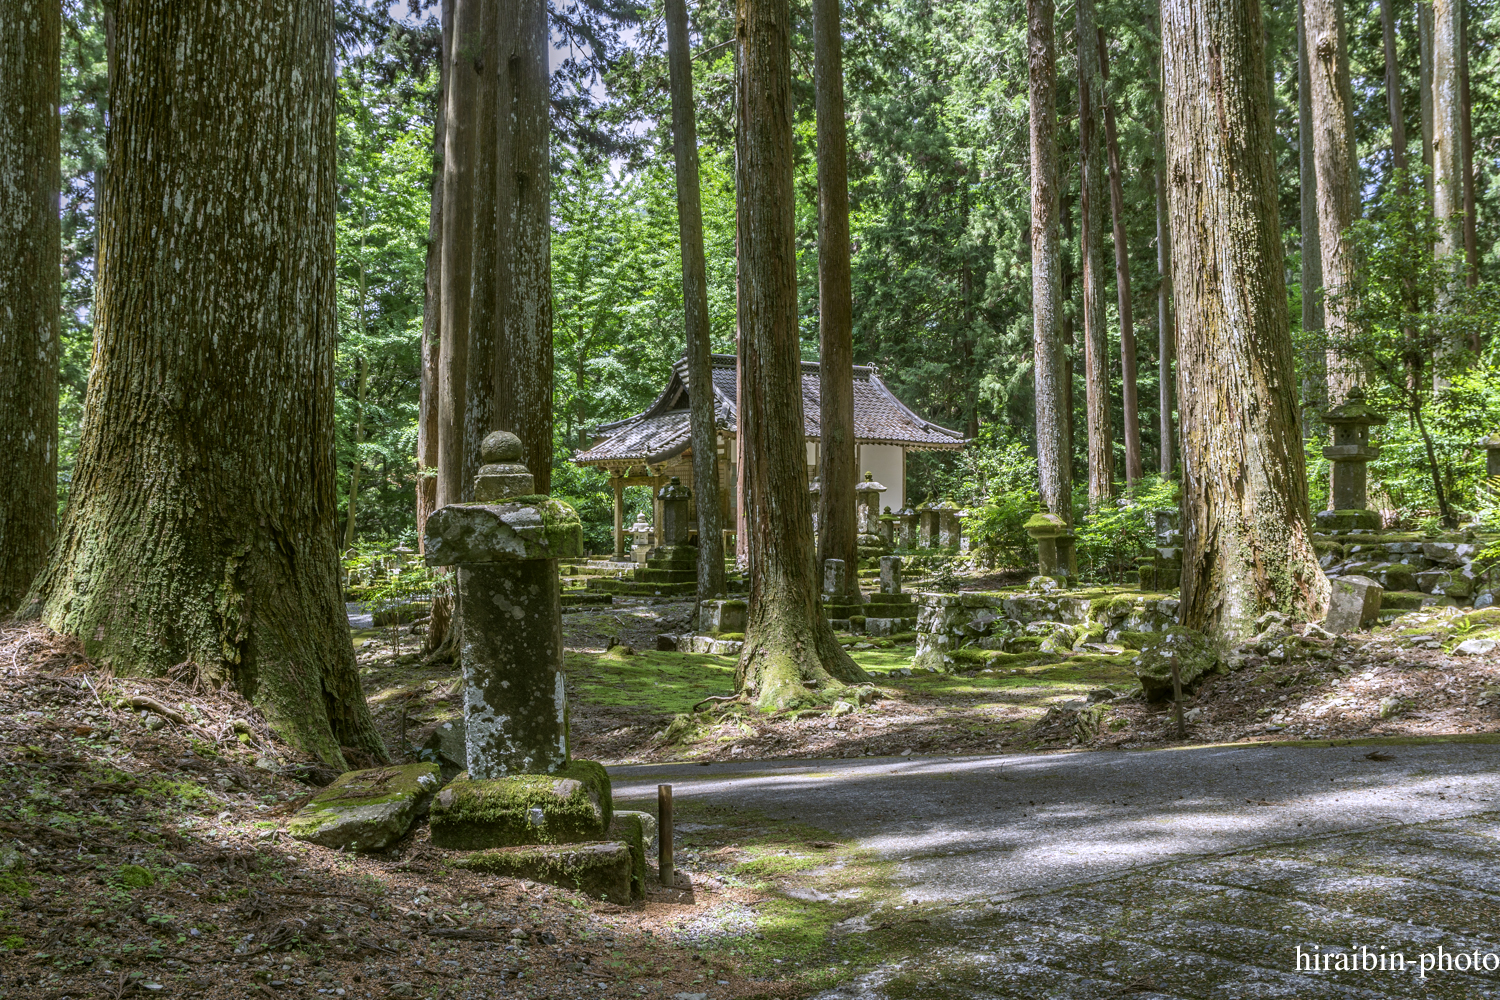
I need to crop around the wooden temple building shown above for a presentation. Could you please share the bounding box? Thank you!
[572,354,966,558]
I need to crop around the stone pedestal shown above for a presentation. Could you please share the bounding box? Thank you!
[1024,512,1073,584]
[1317,388,1387,533]
[918,505,941,549]
[864,555,914,632]
[1152,508,1183,591]
[424,431,608,851]
[699,598,747,634]
[899,508,920,549]
[822,558,863,621]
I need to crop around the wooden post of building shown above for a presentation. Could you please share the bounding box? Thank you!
[612,474,625,559]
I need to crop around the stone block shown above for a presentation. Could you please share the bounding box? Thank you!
[1415,568,1473,597]
[1324,575,1383,633]
[429,762,612,850]
[1422,541,1480,565]
[1314,509,1381,533]
[1132,627,1220,702]
[699,599,747,634]
[823,558,847,597]
[424,497,583,566]
[421,720,467,782]
[289,762,441,852]
[607,810,657,899]
[452,842,633,904]
[879,555,903,594]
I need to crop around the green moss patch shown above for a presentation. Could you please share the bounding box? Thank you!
[566,649,737,715]
[451,841,633,904]
[429,761,612,850]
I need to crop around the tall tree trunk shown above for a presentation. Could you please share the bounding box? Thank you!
[464,0,500,501]
[1163,0,1328,641]
[1306,0,1360,405]
[1432,0,1463,371]
[1155,156,1174,477]
[1076,0,1114,506]
[1380,0,1408,175]
[417,0,452,554]
[1459,0,1477,307]
[1030,0,1070,521]
[21,0,384,766]
[734,0,865,711]
[811,0,858,600]
[494,0,553,494]
[1419,0,1434,206]
[1099,28,1141,486]
[1062,192,1076,474]
[0,0,60,617]
[1298,0,1325,415]
[666,0,726,603]
[438,0,480,511]
[344,352,368,548]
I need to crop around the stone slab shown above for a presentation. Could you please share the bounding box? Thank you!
[451,841,633,904]
[1324,574,1383,633]
[288,762,441,852]
[429,762,612,850]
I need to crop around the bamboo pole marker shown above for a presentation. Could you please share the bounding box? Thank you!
[658,783,674,887]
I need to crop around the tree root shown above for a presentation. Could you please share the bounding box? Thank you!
[691,693,747,713]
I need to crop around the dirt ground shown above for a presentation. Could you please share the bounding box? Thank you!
[2,594,1496,1000]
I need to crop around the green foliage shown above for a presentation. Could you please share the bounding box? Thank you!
[1072,476,1179,583]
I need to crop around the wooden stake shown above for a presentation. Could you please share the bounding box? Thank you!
[1171,658,1185,739]
[658,784,674,887]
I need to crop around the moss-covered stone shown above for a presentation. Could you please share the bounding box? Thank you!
[428,761,612,850]
[288,762,441,852]
[607,810,656,899]
[451,842,633,904]
[1131,627,1221,702]
[423,497,583,566]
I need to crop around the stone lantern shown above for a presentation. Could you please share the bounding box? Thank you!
[423,431,612,849]
[936,501,961,550]
[918,502,941,549]
[1482,433,1500,479]
[808,477,821,538]
[1024,512,1073,584]
[899,508,920,549]
[855,472,888,551]
[877,506,897,548]
[1317,387,1387,532]
[629,514,653,565]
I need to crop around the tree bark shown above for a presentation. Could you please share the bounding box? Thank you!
[1380,0,1408,175]
[494,0,554,494]
[464,0,500,501]
[1306,0,1360,405]
[1162,0,1329,641]
[1419,0,1434,205]
[1099,28,1141,486]
[0,0,60,617]
[666,0,726,603]
[1076,0,1114,506]
[438,0,480,511]
[1459,0,1477,304]
[417,0,452,553]
[1432,0,1463,367]
[344,351,367,548]
[1298,0,1325,415]
[1030,0,1070,520]
[1155,150,1175,478]
[811,0,858,600]
[22,0,384,766]
[734,0,866,710]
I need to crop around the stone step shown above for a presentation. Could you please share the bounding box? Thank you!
[561,592,613,608]
[452,841,635,904]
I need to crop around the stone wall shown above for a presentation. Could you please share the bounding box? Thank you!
[913,591,1179,671]
[1317,532,1498,609]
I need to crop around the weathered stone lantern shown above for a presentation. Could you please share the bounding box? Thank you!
[808,477,821,537]
[855,472,888,554]
[422,431,611,849]
[899,508,920,549]
[629,513,653,564]
[936,501,961,550]
[918,502,942,549]
[877,506,897,548]
[1482,433,1500,479]
[1024,512,1073,584]
[1317,387,1387,532]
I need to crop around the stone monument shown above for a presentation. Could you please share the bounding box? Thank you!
[877,506,897,548]
[899,508,920,549]
[918,503,941,549]
[864,555,915,635]
[855,472,889,559]
[1024,512,1073,584]
[1152,508,1183,590]
[1316,388,1387,532]
[1482,433,1500,480]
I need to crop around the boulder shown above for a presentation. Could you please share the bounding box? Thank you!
[428,761,612,850]
[1132,627,1220,702]
[1453,638,1498,657]
[1324,575,1383,633]
[451,842,633,904]
[421,720,467,781]
[288,762,441,852]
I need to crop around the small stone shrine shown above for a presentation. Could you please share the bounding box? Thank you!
[864,555,916,635]
[1316,387,1387,532]
[855,472,889,559]
[587,477,699,597]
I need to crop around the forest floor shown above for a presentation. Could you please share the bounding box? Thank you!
[1,589,1496,1000]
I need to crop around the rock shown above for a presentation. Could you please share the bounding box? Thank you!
[830,700,856,717]
[288,762,441,852]
[1453,638,1498,656]
[1476,593,1496,609]
[421,720,467,781]
[656,633,680,651]
[1324,575,1383,633]
[1379,696,1405,719]
[1184,707,1204,722]
[607,811,656,899]
[428,761,612,850]
[1027,575,1061,594]
[452,842,633,905]
[1132,627,1220,702]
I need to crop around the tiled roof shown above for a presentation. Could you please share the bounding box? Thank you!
[574,354,965,467]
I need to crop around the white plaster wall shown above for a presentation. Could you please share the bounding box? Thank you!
[857,443,905,511]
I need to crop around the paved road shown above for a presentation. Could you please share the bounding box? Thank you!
[611,745,1500,998]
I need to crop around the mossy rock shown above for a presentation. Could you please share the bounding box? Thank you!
[452,842,633,904]
[1131,627,1220,702]
[607,810,657,900]
[428,761,612,850]
[288,762,441,852]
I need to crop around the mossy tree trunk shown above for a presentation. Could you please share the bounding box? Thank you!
[1162,0,1329,641]
[1099,28,1141,487]
[1296,0,1325,414]
[1029,0,1070,523]
[812,0,858,603]
[463,0,500,502]
[734,0,867,711]
[0,0,60,617]
[22,0,385,767]
[665,0,726,604]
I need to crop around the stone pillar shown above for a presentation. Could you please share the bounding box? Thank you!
[1316,388,1387,533]
[1024,512,1072,583]
[877,507,897,548]
[821,557,862,623]
[954,509,970,554]
[899,508,920,549]
[879,554,903,594]
[918,504,941,549]
[612,474,625,559]
[1482,434,1500,479]
[424,431,583,778]
[937,502,960,550]
[808,477,821,538]
[855,473,888,557]
[1153,508,1183,590]
[822,558,847,598]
